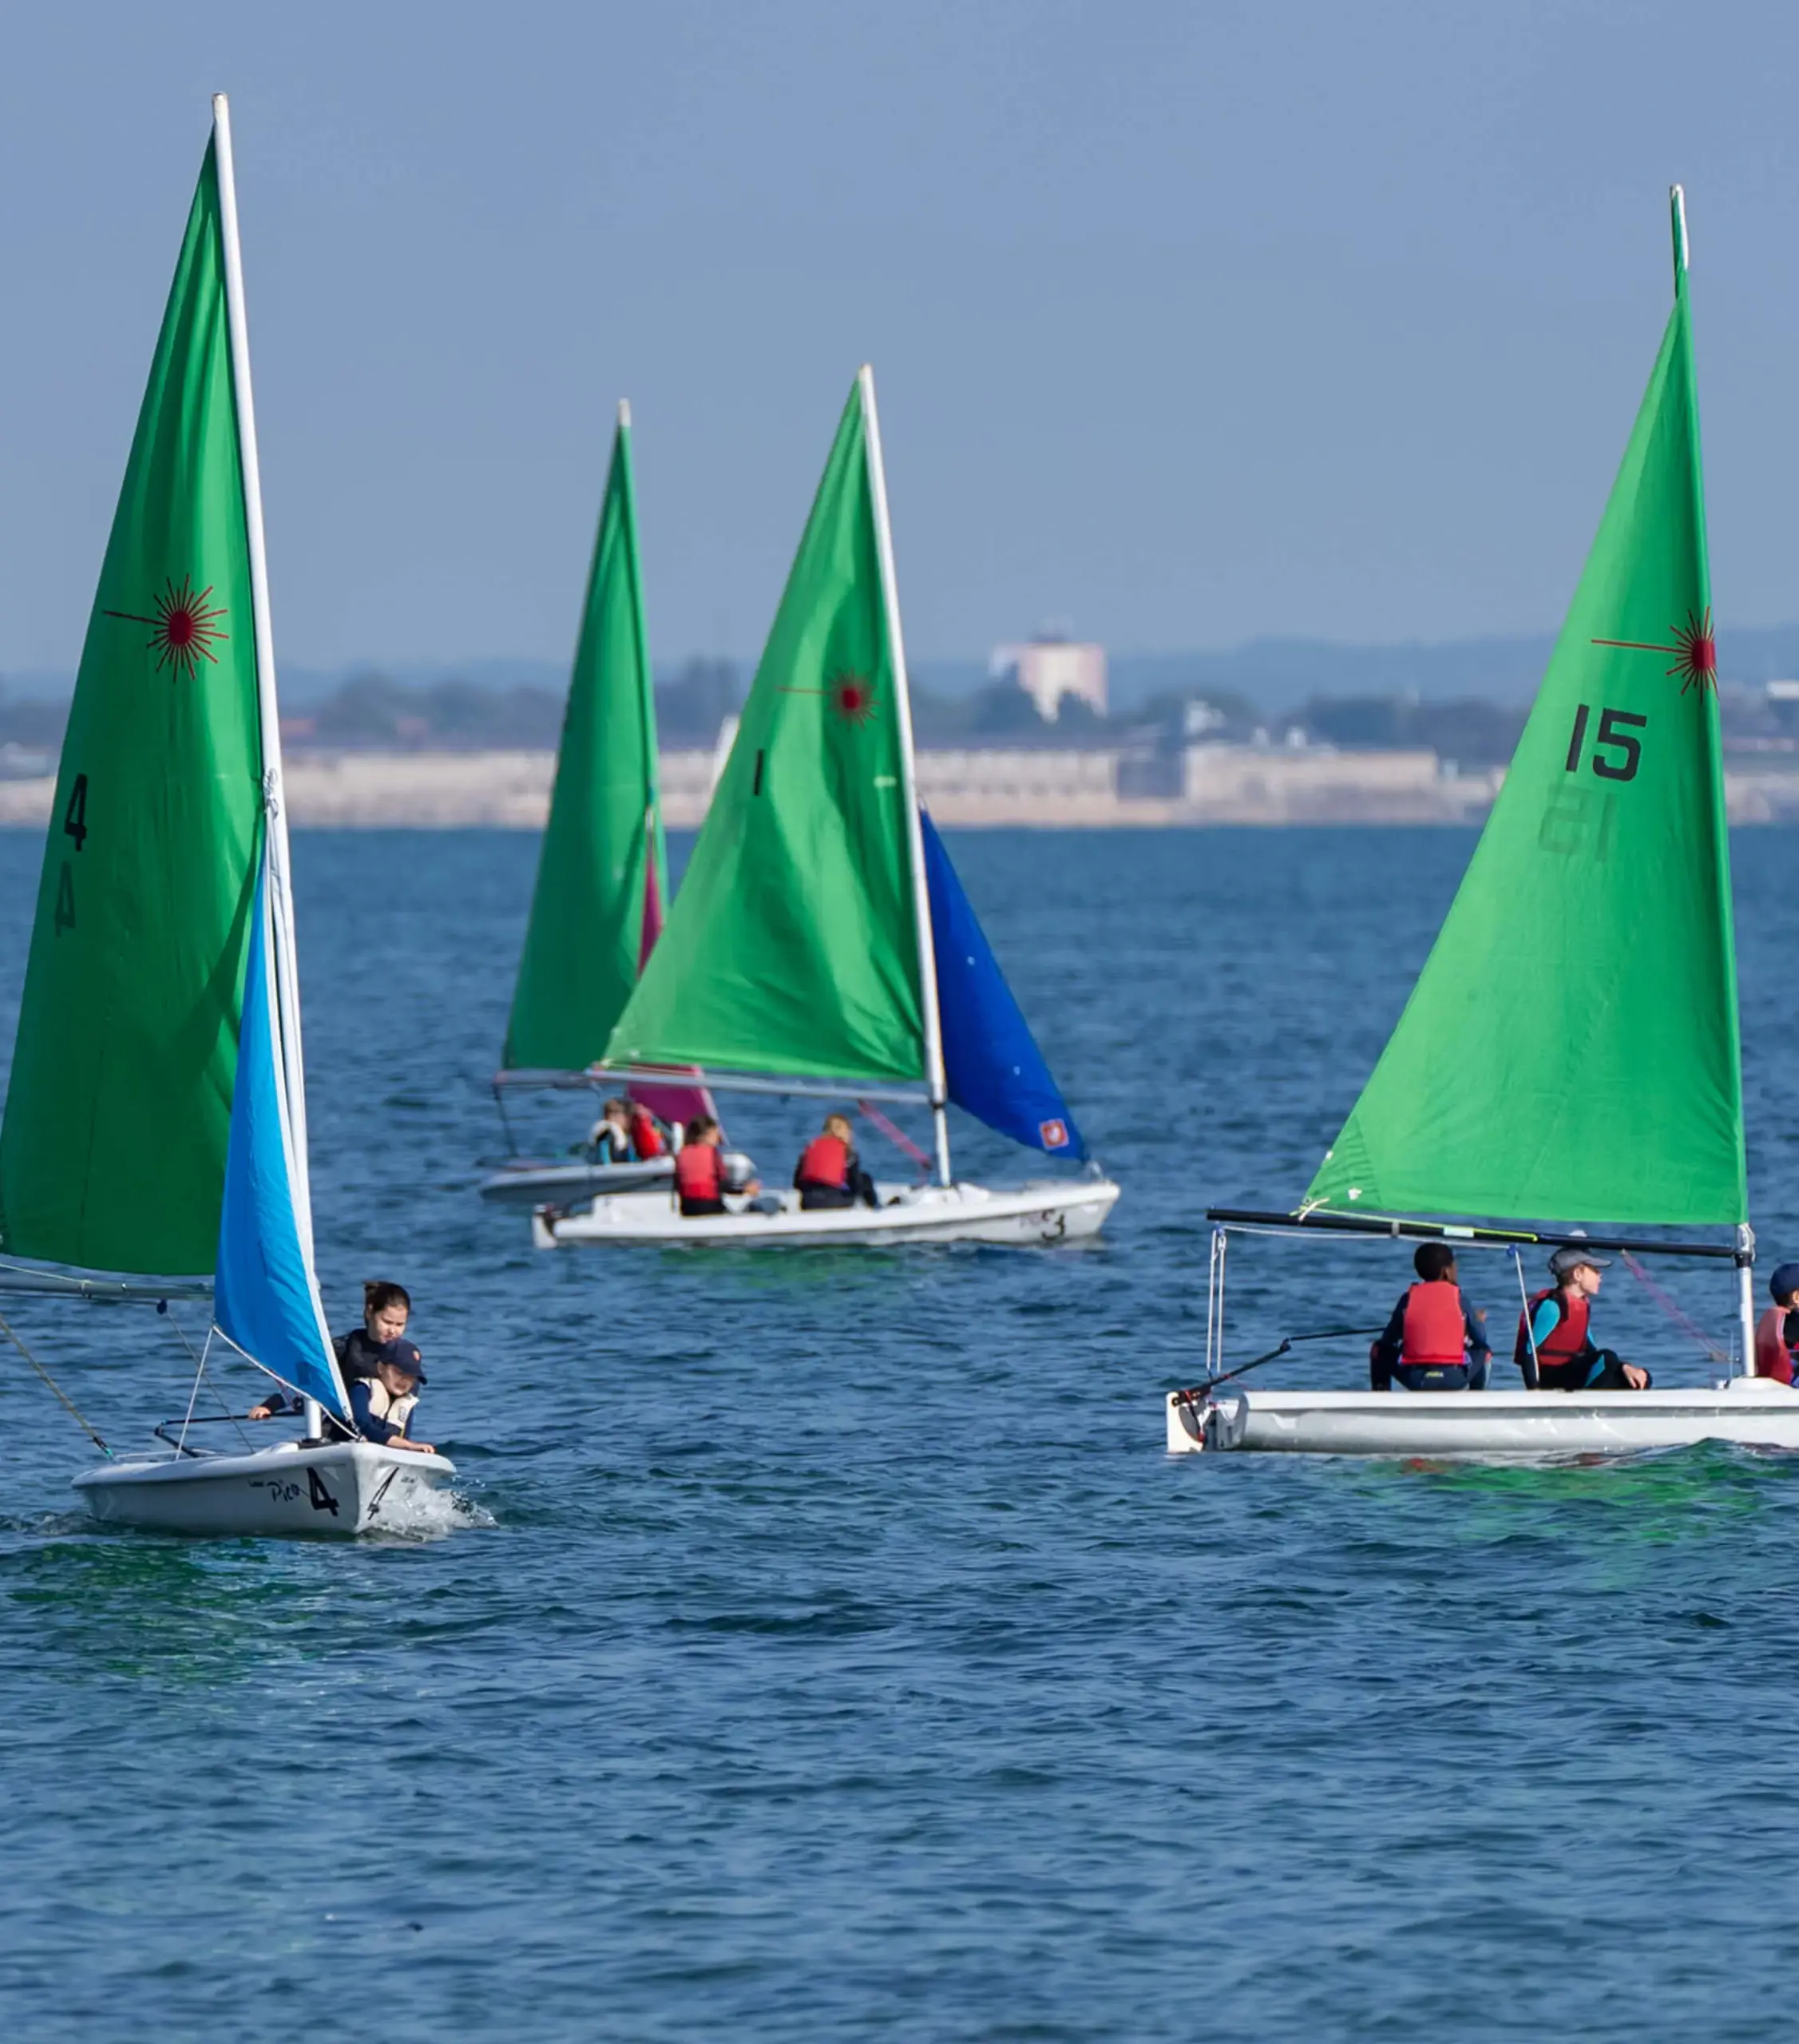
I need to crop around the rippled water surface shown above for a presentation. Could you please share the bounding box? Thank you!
[5,825,1799,2041]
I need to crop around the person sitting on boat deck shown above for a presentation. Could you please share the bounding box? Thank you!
[675,1115,759,1216]
[793,1113,878,1210]
[1514,1246,1650,1390]
[1369,1242,1492,1391]
[248,1280,417,1426]
[1753,1262,1799,1384]
[629,1100,670,1159]
[347,1338,436,1454]
[587,1096,635,1163]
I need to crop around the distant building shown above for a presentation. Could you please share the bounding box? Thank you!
[989,635,1108,722]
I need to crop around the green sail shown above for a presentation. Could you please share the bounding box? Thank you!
[503,403,666,1071]
[1306,220,1743,1228]
[604,372,927,1087]
[0,139,263,1275]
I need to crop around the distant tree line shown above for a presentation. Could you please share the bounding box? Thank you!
[14,665,1797,770]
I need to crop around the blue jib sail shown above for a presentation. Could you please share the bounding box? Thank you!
[213,850,347,1416]
[920,810,1084,1159]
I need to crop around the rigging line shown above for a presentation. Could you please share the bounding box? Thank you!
[0,1309,109,1456]
[1509,1247,1540,1389]
[166,1316,251,1451]
[1620,1250,1731,1365]
[856,1099,931,1179]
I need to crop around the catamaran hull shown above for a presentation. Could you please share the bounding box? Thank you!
[479,1157,673,1206]
[1166,1381,1799,1458]
[72,1440,458,1536]
[533,1177,1119,1248]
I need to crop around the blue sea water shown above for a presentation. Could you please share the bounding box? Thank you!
[3,826,1799,2041]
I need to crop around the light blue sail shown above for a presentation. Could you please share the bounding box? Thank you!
[921,811,1084,1159]
[213,850,347,1416]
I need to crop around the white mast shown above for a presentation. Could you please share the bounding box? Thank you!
[860,364,951,1185]
[1670,181,1753,1374]
[213,93,339,1428]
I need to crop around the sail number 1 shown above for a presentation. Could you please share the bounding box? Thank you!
[1565,704,1645,782]
[54,773,88,935]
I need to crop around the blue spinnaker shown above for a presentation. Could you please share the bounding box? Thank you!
[214,852,346,1416]
[921,810,1084,1159]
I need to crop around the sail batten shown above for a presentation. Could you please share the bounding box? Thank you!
[1305,212,1743,1228]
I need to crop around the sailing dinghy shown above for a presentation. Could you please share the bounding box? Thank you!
[1169,188,1799,1458]
[537,368,1118,1249]
[482,401,712,1206]
[5,100,456,1534]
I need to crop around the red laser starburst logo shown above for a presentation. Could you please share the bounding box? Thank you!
[103,576,228,681]
[1591,608,1717,695]
[778,670,878,723]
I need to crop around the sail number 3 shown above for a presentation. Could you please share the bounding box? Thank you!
[54,773,89,935]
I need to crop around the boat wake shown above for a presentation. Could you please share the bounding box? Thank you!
[369,1481,495,1541]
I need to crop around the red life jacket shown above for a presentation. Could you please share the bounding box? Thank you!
[630,1106,666,1159]
[676,1143,723,1203]
[1515,1288,1590,1371]
[1401,1281,1467,1367]
[1757,1305,1796,1385]
[797,1134,850,1190]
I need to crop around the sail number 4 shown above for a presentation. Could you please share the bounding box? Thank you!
[54,773,89,935]
[1565,704,1645,782]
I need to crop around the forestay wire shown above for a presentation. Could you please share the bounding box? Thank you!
[0,1309,110,1456]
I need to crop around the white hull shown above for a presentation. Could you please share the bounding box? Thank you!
[73,1439,459,1535]
[1166,1379,1799,1458]
[479,1156,673,1206]
[535,1176,1119,1248]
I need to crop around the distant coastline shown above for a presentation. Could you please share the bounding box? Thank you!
[0,743,1794,830]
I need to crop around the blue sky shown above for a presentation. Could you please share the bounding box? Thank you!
[3,0,1798,672]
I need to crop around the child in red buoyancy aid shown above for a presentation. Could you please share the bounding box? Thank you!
[1514,1246,1650,1390]
[674,1115,759,1216]
[1754,1263,1799,1384]
[1369,1242,1492,1392]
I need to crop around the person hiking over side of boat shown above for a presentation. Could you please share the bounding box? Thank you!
[1753,1262,1799,1384]
[1514,1246,1650,1390]
[675,1115,759,1216]
[1369,1242,1492,1391]
[794,1113,878,1211]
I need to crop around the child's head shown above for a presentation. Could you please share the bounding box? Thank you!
[1771,1262,1799,1310]
[602,1095,630,1127]
[1413,1242,1456,1284]
[685,1115,720,1147]
[363,1279,411,1342]
[825,1113,854,1143]
[374,1346,423,1398]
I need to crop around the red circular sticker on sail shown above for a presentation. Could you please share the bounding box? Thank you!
[103,576,229,682]
[829,673,877,724]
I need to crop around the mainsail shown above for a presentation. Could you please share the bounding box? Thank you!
[504,402,669,1072]
[0,131,262,1276]
[1306,189,1743,1229]
[603,369,936,1091]
[0,100,346,1412]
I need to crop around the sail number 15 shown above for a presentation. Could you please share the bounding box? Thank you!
[1565,704,1645,782]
